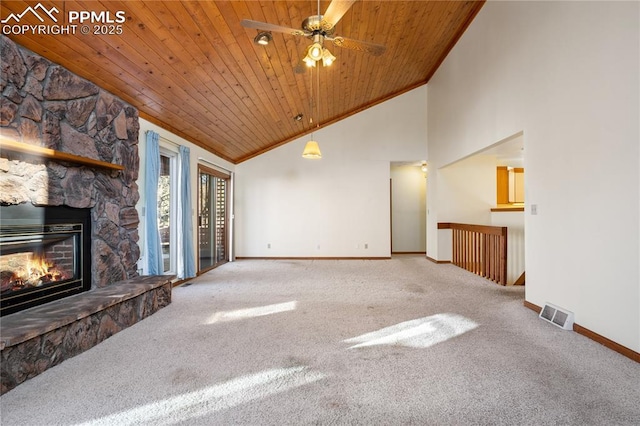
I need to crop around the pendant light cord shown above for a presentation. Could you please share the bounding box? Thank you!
[317,0,321,131]
[316,0,321,131]
[316,59,320,131]
[309,63,314,139]
[309,0,321,138]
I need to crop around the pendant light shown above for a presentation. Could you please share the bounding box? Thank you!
[302,139,322,158]
[302,61,322,159]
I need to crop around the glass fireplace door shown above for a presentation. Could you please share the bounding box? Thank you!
[0,204,91,316]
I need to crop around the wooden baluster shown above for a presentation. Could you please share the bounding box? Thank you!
[458,229,462,267]
[464,230,468,272]
[483,233,489,279]
[471,232,476,274]
[496,235,500,283]
[492,234,496,281]
[460,229,463,268]
[472,231,476,274]
[468,229,472,275]
[453,229,457,266]
[454,229,458,266]
[476,232,480,275]
[469,231,472,274]
[490,234,495,282]
[500,228,508,285]
[462,230,466,270]
[497,234,502,284]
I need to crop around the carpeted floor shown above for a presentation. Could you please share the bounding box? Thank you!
[1,256,639,425]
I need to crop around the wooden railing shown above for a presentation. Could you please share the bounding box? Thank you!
[438,223,508,285]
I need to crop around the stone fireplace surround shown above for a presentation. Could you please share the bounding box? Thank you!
[1,35,172,394]
[1,34,140,283]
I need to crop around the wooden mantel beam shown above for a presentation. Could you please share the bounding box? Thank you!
[0,138,124,171]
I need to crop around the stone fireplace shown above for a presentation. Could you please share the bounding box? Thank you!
[1,34,140,290]
[1,35,172,394]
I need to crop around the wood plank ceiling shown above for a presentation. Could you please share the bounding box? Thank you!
[1,1,485,163]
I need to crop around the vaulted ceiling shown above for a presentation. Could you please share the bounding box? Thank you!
[1,1,485,163]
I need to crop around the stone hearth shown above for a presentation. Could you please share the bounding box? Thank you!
[0,275,172,394]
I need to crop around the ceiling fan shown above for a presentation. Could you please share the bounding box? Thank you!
[241,0,386,67]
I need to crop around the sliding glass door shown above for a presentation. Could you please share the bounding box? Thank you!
[198,165,229,273]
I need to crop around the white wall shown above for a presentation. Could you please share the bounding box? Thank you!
[437,155,496,225]
[390,165,426,253]
[432,154,497,263]
[427,1,639,351]
[235,86,427,258]
[136,118,235,275]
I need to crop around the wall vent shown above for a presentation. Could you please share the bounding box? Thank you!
[539,303,574,330]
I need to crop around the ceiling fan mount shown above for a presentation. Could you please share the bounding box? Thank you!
[301,15,336,36]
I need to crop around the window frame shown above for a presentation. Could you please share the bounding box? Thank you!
[159,147,179,276]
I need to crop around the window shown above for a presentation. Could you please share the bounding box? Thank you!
[158,150,178,274]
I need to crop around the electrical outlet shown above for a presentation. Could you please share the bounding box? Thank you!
[364,243,368,249]
[267,243,271,249]
[531,204,538,215]
[317,244,321,250]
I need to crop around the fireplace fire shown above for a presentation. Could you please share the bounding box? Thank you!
[1,235,74,291]
[0,204,91,316]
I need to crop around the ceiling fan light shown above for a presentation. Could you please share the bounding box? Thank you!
[303,54,317,67]
[322,48,336,66]
[302,140,322,159]
[308,42,323,61]
[253,31,272,46]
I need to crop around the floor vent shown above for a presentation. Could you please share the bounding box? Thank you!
[539,303,574,330]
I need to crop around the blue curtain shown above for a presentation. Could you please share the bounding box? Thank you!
[179,145,196,278]
[144,131,164,275]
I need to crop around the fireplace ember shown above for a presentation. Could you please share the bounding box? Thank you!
[1,237,76,296]
[1,248,71,293]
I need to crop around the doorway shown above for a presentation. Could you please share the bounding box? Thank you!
[198,165,230,273]
[390,163,427,254]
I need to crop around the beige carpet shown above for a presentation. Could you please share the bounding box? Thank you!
[1,256,639,425]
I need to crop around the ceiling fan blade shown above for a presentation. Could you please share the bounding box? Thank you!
[329,36,386,56]
[240,19,308,37]
[320,0,358,31]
